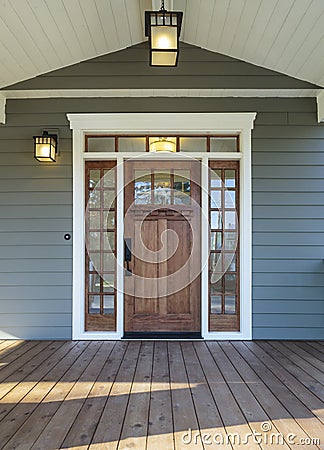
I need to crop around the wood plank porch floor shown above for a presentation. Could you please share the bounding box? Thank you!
[0,340,323,450]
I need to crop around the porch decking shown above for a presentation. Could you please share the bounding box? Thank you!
[0,340,323,450]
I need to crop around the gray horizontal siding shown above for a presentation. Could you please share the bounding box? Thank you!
[4,43,319,91]
[0,45,323,340]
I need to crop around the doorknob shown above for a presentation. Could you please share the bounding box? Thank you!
[124,238,132,275]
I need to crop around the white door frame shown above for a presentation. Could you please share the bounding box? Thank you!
[67,112,256,340]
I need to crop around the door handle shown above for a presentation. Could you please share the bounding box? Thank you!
[124,238,132,275]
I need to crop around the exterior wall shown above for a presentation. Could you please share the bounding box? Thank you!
[0,97,323,340]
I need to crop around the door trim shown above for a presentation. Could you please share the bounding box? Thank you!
[67,113,256,340]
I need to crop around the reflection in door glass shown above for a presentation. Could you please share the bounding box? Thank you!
[154,171,171,205]
[174,170,190,205]
[134,170,152,204]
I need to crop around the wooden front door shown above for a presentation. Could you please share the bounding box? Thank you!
[124,159,201,334]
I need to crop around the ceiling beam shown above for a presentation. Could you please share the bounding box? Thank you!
[317,90,324,122]
[0,94,5,124]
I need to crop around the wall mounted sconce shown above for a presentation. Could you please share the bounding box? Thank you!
[33,130,58,162]
[149,137,176,152]
[145,0,183,66]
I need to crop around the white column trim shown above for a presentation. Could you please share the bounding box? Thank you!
[0,94,5,124]
[67,112,256,340]
[317,90,324,122]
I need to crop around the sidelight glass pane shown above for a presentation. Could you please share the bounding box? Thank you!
[224,232,237,250]
[89,211,100,229]
[104,231,115,251]
[211,295,222,314]
[87,137,115,152]
[89,253,100,271]
[225,190,236,208]
[89,170,101,188]
[225,211,236,229]
[225,274,236,295]
[104,212,115,230]
[119,137,146,152]
[103,274,114,293]
[103,253,115,272]
[103,169,115,187]
[210,137,238,153]
[224,253,236,272]
[210,252,222,273]
[210,232,222,250]
[88,232,100,251]
[210,190,221,208]
[225,296,236,314]
[88,295,100,314]
[210,169,222,188]
[225,170,236,187]
[210,211,222,229]
[103,190,115,209]
[103,295,115,314]
[88,273,101,293]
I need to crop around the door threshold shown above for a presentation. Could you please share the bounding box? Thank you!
[122,332,203,340]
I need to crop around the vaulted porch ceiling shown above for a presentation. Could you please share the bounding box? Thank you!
[0,0,324,90]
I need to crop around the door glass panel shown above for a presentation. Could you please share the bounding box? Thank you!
[134,170,152,204]
[225,274,236,294]
[88,295,100,314]
[87,137,115,152]
[210,137,237,153]
[224,253,236,272]
[174,170,190,204]
[210,253,222,273]
[154,171,171,204]
[119,137,146,152]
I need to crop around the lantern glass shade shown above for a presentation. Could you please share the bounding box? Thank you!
[149,137,176,152]
[145,10,183,66]
[34,133,57,162]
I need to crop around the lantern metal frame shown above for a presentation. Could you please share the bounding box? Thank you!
[33,130,58,162]
[145,1,183,67]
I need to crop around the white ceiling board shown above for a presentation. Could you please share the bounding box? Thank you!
[229,0,261,56]
[194,0,215,48]
[61,0,97,58]
[110,0,132,48]
[45,0,85,61]
[95,0,120,51]
[79,0,109,55]
[218,0,245,55]
[0,0,324,89]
